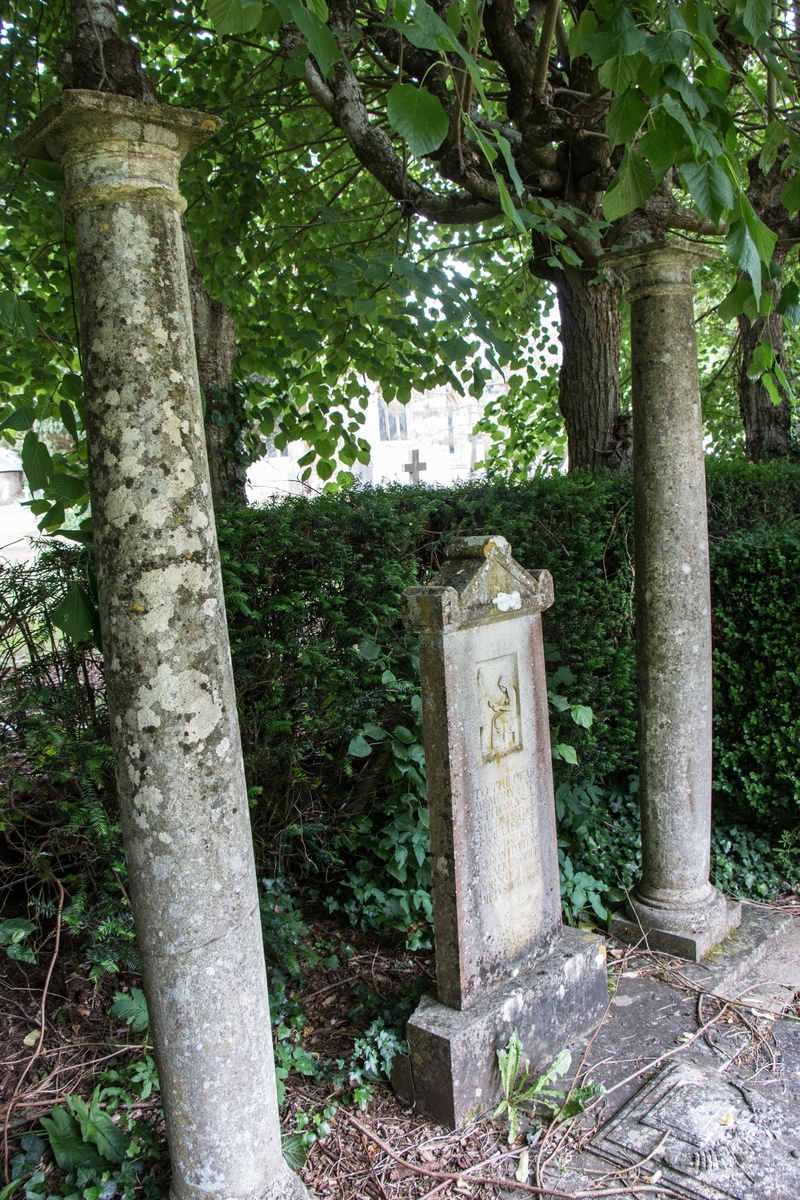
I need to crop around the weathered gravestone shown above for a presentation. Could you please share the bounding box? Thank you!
[394,535,607,1127]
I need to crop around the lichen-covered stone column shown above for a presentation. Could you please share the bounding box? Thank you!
[610,241,740,961]
[16,91,310,1200]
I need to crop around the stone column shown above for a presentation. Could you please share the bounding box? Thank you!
[610,241,740,961]
[16,92,309,1200]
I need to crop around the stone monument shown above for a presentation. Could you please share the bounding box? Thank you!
[394,535,607,1127]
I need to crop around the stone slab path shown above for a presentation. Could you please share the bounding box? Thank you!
[500,904,800,1199]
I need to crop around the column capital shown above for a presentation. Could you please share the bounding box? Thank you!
[610,238,719,302]
[15,90,220,218]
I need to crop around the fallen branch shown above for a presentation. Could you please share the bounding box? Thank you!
[343,1112,685,1197]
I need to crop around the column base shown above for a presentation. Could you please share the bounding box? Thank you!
[610,884,741,961]
[170,1165,311,1200]
[391,926,608,1128]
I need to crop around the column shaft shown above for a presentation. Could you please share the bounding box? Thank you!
[610,242,740,961]
[16,92,309,1200]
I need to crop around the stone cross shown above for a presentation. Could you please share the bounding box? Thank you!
[403,448,426,483]
[395,535,607,1127]
[609,241,741,961]
[15,92,309,1200]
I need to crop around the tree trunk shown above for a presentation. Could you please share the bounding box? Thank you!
[183,225,247,507]
[737,264,792,462]
[59,0,248,507]
[554,267,624,471]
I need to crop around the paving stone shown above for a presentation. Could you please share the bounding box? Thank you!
[590,1059,800,1198]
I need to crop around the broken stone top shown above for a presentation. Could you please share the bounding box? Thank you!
[402,535,554,633]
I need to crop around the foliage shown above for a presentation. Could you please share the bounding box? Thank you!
[2,467,799,984]
[34,1047,164,1200]
[494,1031,604,1145]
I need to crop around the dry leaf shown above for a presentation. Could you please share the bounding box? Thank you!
[515,1147,529,1183]
[23,1028,40,1046]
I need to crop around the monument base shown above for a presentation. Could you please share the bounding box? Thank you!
[610,887,741,961]
[392,927,608,1128]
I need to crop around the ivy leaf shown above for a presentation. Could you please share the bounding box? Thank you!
[40,1108,110,1173]
[207,0,264,35]
[602,150,656,221]
[386,84,448,157]
[282,1134,308,1172]
[681,160,734,224]
[606,87,647,148]
[583,7,646,67]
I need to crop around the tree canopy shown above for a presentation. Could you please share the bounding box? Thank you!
[1,0,799,532]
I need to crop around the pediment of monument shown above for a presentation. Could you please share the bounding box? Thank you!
[402,535,553,632]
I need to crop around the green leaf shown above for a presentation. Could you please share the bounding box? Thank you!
[643,27,692,63]
[570,704,594,729]
[0,405,35,432]
[49,473,88,503]
[606,87,647,148]
[357,637,381,660]
[348,733,372,757]
[777,281,800,324]
[75,1095,129,1164]
[779,173,800,215]
[718,279,753,322]
[282,1133,308,1172]
[759,121,787,175]
[745,339,774,380]
[597,54,637,92]
[386,84,448,157]
[40,1108,110,1173]
[21,431,51,493]
[51,583,96,644]
[742,0,771,39]
[207,0,264,34]
[0,918,36,945]
[762,372,781,405]
[59,399,79,442]
[0,292,38,342]
[286,0,340,76]
[726,219,762,304]
[663,64,708,116]
[109,987,150,1033]
[569,9,598,60]
[681,160,733,224]
[584,7,646,67]
[602,149,656,221]
[556,743,578,765]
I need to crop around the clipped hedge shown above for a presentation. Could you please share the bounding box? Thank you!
[216,460,800,840]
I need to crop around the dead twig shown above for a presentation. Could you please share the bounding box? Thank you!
[343,1113,685,1197]
[3,879,65,1181]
